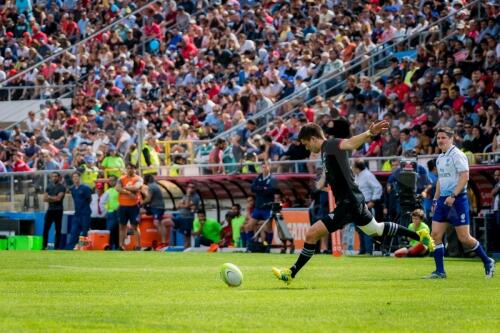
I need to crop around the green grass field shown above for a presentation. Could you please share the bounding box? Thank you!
[0,252,499,333]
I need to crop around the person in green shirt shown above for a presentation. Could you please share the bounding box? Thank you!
[230,204,246,247]
[101,176,120,250]
[101,145,125,178]
[395,209,430,257]
[193,210,222,247]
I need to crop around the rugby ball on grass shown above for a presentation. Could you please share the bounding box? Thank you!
[220,263,243,287]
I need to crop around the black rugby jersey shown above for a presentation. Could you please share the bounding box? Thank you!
[321,138,363,202]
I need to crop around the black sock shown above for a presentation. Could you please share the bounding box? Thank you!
[290,242,316,278]
[382,222,419,241]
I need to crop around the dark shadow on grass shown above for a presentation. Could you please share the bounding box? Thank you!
[244,287,317,291]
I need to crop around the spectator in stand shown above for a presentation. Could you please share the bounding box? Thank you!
[79,155,99,190]
[11,151,31,172]
[279,133,310,173]
[262,135,285,163]
[399,128,418,154]
[208,138,226,174]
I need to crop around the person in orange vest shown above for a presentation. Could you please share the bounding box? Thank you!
[116,163,143,250]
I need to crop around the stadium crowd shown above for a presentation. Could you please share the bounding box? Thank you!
[0,0,498,252]
[0,0,499,176]
[0,0,152,98]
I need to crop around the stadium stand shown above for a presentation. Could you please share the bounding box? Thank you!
[0,0,498,208]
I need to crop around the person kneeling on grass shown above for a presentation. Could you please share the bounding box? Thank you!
[193,210,222,249]
[395,209,431,258]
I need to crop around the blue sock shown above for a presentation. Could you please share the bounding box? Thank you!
[472,241,490,265]
[265,232,273,244]
[246,231,254,244]
[434,244,445,274]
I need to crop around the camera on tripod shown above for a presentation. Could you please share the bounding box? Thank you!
[263,202,283,213]
[397,157,420,207]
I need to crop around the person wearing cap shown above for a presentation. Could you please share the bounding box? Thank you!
[130,136,160,175]
[90,182,107,230]
[66,172,92,250]
[42,172,66,250]
[101,145,125,178]
[79,155,100,190]
[14,14,29,38]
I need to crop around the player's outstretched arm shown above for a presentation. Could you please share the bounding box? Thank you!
[339,120,390,151]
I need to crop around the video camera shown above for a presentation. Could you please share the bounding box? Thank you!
[263,202,283,213]
[397,157,420,210]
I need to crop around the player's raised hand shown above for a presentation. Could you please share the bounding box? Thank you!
[368,120,390,136]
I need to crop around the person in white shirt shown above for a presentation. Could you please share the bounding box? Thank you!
[90,182,108,230]
[25,111,41,135]
[135,75,152,99]
[453,68,471,96]
[318,5,335,28]
[353,159,383,255]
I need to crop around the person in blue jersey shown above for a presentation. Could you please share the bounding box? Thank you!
[427,127,495,279]
[65,172,92,250]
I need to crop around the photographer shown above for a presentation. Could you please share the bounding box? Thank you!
[386,151,431,223]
